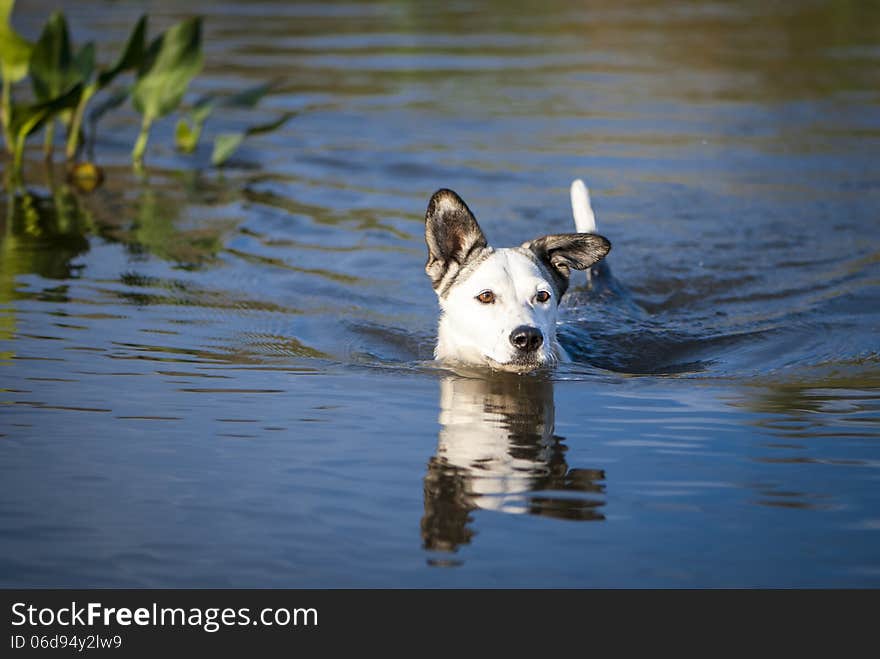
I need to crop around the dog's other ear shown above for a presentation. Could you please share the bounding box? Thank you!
[525,233,611,280]
[424,189,488,289]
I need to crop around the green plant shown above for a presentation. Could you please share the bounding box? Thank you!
[8,83,82,176]
[28,11,94,158]
[175,80,274,153]
[0,0,32,153]
[2,8,290,182]
[174,96,216,154]
[131,17,203,168]
[65,15,146,160]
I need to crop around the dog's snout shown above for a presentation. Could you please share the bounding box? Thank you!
[509,325,543,352]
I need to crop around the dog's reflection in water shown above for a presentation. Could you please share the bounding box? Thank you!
[422,373,606,553]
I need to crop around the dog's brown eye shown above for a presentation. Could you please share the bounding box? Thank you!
[476,290,495,304]
[536,290,551,303]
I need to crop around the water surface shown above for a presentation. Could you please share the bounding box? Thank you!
[1,0,879,587]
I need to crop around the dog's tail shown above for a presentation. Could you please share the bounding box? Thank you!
[570,178,609,285]
[570,178,597,234]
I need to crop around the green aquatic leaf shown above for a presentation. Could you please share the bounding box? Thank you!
[131,17,202,166]
[174,94,213,152]
[176,81,274,153]
[66,17,146,160]
[132,17,203,123]
[28,11,93,157]
[30,11,85,101]
[174,116,199,153]
[0,0,32,152]
[210,132,244,166]
[96,14,146,89]
[73,41,96,82]
[9,83,82,173]
[211,111,294,166]
[0,0,32,83]
[10,84,83,138]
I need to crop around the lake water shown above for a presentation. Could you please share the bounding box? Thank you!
[1,0,879,587]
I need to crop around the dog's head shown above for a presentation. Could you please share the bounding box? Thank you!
[425,189,610,372]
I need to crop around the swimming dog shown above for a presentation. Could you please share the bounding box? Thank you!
[424,179,611,372]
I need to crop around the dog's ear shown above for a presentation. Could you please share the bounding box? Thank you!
[424,189,488,290]
[525,233,611,280]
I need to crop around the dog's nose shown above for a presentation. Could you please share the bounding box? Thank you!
[509,325,543,352]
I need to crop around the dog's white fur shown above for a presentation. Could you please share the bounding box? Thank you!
[570,179,597,234]
[425,179,610,372]
[435,248,565,368]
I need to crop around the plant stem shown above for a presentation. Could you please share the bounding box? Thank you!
[65,84,95,161]
[13,132,25,181]
[132,114,152,169]
[1,76,12,155]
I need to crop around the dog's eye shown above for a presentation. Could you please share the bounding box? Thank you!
[535,290,551,303]
[476,290,495,304]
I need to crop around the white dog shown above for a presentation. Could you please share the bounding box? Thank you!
[424,179,611,371]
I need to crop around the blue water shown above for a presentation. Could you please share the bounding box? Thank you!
[1,0,879,587]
